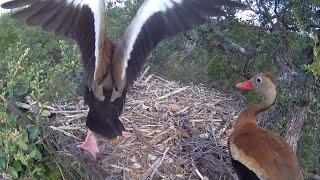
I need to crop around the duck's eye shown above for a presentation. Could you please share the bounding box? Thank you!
[256,77,263,84]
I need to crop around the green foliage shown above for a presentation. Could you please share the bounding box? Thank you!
[105,1,142,40]
[0,14,82,179]
[308,60,320,75]
[146,32,213,83]
[208,59,232,80]
[307,36,320,75]
[0,112,45,179]
[298,115,320,174]
[0,15,82,102]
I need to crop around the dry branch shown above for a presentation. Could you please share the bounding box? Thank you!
[285,106,307,152]
[0,97,32,123]
[49,126,81,140]
[140,147,170,180]
[132,122,157,153]
[156,87,188,100]
[138,66,150,82]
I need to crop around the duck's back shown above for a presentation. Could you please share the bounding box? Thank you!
[228,122,303,180]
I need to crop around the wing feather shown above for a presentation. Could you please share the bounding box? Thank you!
[42,5,72,32]
[112,0,245,96]
[11,1,50,20]
[1,0,36,9]
[26,2,64,26]
[1,0,109,89]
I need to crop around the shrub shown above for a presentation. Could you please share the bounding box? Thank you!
[0,14,82,179]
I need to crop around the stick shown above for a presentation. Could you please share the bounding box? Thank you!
[49,126,81,140]
[154,76,170,83]
[149,147,170,180]
[109,164,133,172]
[54,126,82,131]
[0,97,33,123]
[140,147,170,180]
[132,111,156,120]
[143,74,154,84]
[192,163,209,180]
[132,122,157,153]
[156,87,188,100]
[138,66,150,82]
[177,107,189,115]
[50,110,88,114]
[190,119,222,123]
[14,101,32,110]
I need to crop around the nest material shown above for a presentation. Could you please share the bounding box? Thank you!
[43,71,240,180]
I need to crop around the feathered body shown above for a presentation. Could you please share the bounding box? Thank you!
[228,73,303,180]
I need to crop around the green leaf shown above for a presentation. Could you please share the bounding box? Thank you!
[32,165,45,177]
[0,122,5,131]
[8,114,19,127]
[8,141,18,153]
[0,158,5,170]
[29,148,42,161]
[17,153,28,166]
[45,168,62,180]
[41,110,51,117]
[18,141,28,151]
[27,125,40,142]
[12,160,22,172]
[8,166,19,179]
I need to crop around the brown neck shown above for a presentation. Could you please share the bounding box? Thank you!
[247,98,275,115]
[236,93,276,127]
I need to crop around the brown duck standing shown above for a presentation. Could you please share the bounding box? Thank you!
[228,73,303,180]
[1,0,245,158]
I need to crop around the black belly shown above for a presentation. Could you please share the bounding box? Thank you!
[231,159,260,180]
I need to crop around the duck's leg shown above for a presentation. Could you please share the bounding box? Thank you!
[78,130,100,158]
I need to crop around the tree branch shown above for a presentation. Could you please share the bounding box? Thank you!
[0,97,33,124]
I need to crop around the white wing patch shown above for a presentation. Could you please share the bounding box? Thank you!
[86,0,105,82]
[66,0,84,6]
[122,0,183,79]
[65,0,105,82]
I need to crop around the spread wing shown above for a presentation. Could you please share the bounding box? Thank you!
[111,0,246,96]
[1,0,110,87]
[229,129,302,179]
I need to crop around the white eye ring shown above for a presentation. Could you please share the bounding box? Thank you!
[256,77,263,84]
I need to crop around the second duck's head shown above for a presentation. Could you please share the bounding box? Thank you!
[236,73,276,103]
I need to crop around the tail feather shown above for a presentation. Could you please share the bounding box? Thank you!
[84,86,126,139]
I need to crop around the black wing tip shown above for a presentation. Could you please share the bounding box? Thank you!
[1,0,34,9]
[1,0,20,9]
[1,2,10,9]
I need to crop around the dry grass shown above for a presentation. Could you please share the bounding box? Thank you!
[31,71,240,179]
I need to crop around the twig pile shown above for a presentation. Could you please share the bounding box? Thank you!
[43,72,240,179]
